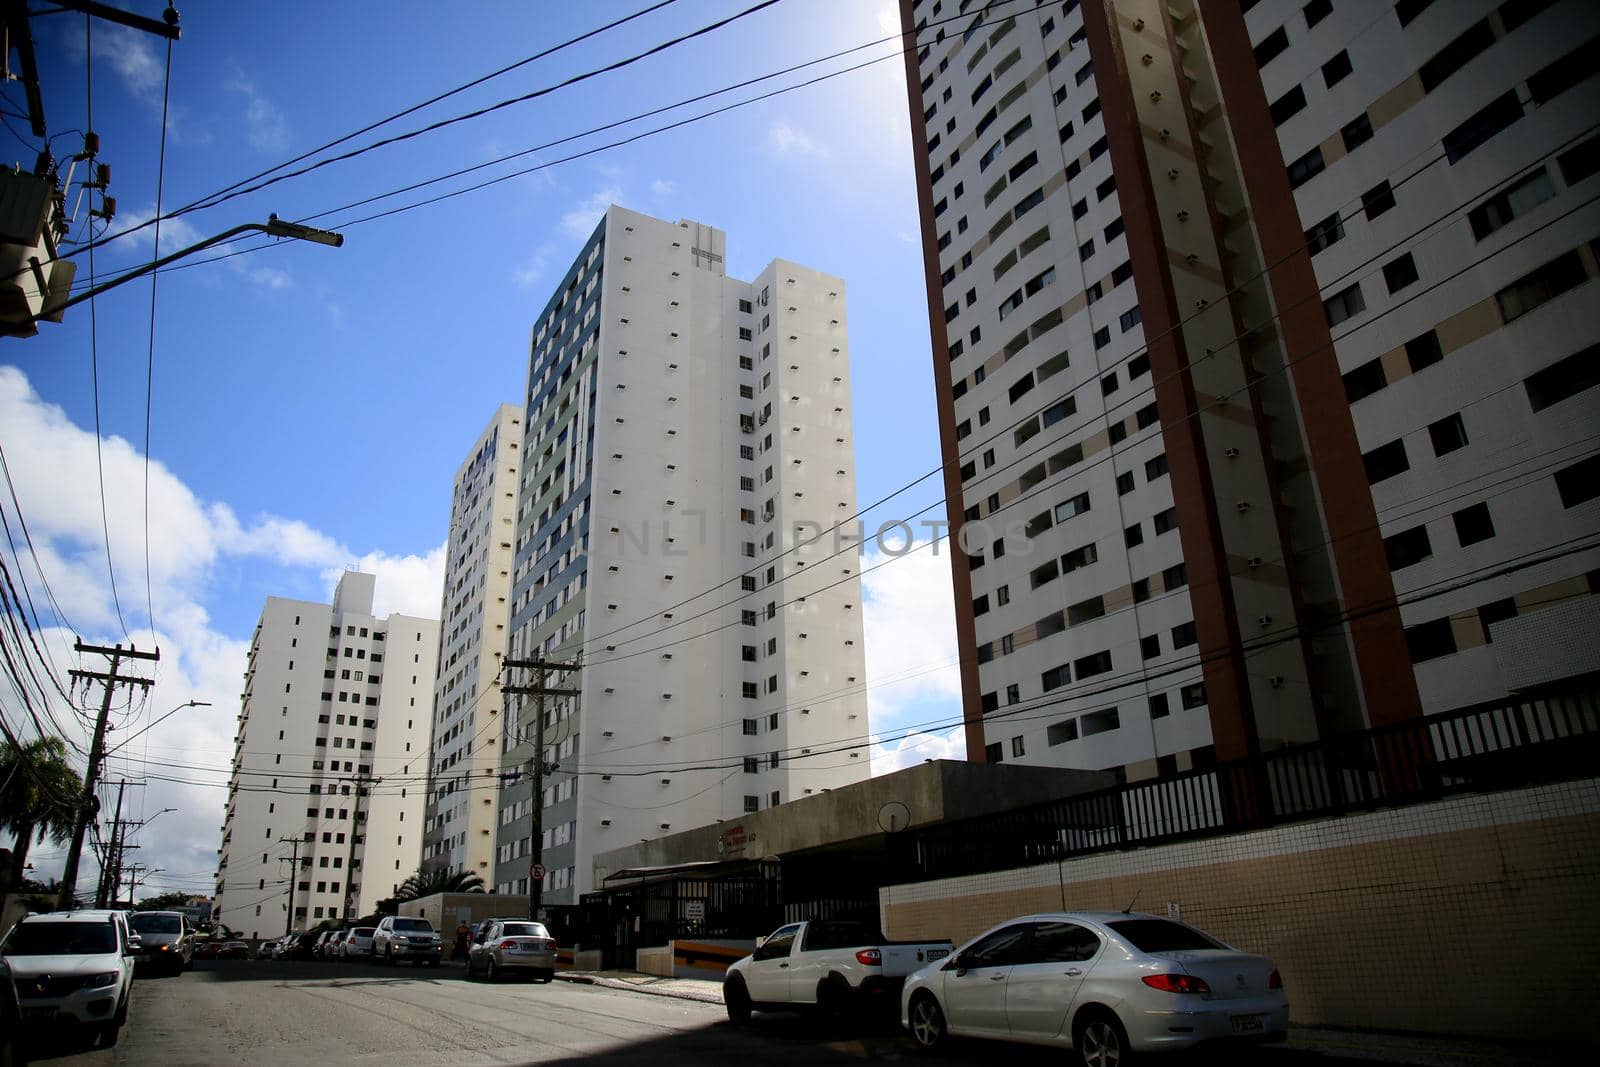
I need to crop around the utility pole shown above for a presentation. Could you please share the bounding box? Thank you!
[95,778,128,907]
[502,656,579,920]
[62,640,158,909]
[95,780,137,908]
[277,835,302,937]
[339,770,374,922]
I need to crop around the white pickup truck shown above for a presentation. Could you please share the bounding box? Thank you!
[723,919,953,1022]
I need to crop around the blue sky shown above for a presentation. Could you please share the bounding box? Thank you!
[4,0,965,897]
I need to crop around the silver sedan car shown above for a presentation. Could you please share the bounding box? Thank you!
[466,919,557,982]
[901,912,1287,1065]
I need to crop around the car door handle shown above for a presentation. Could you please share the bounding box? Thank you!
[1064,968,1083,976]
[779,962,789,968]
[989,973,1005,981]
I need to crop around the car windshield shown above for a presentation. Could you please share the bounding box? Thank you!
[1107,919,1225,952]
[354,928,375,937]
[130,914,181,934]
[4,921,117,956]
[501,923,549,938]
[393,919,432,932]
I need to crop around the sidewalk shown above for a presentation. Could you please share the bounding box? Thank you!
[553,970,1571,1065]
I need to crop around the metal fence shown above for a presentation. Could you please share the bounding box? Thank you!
[909,684,1600,882]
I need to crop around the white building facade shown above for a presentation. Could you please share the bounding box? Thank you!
[492,206,872,904]
[214,572,440,936]
[421,405,522,882]
[899,0,1599,776]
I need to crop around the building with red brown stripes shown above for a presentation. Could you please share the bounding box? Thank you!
[898,0,1600,776]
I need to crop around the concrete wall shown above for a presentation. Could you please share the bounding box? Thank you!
[593,758,1113,880]
[398,892,530,933]
[880,778,1600,1042]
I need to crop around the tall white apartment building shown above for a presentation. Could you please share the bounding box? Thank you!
[214,572,440,937]
[492,205,872,904]
[421,404,522,880]
[899,0,1599,776]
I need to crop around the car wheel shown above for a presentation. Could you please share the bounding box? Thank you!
[541,969,554,983]
[485,959,498,982]
[907,993,946,1051]
[817,975,851,1018]
[1075,1009,1132,1067]
[723,976,752,1025]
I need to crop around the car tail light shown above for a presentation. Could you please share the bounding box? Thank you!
[855,949,882,966]
[1268,970,1282,990]
[500,940,516,949]
[1142,973,1212,995]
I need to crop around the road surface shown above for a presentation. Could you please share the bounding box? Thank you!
[21,958,1554,1066]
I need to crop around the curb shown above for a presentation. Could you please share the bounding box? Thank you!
[555,971,723,1005]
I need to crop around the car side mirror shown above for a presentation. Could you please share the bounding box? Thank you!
[127,935,143,953]
[754,935,767,950]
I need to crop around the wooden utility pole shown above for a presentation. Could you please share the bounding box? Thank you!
[339,770,374,922]
[95,778,128,907]
[61,640,157,909]
[277,835,303,937]
[501,656,579,920]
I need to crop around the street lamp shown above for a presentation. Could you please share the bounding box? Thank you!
[108,700,210,755]
[29,215,343,325]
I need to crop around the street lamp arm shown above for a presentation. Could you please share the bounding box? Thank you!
[35,217,343,324]
[108,699,211,756]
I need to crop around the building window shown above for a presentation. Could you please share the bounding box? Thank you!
[1428,413,1469,456]
[1324,283,1365,328]
[1495,250,1587,324]
[1383,253,1419,293]
[1405,618,1457,663]
[1555,455,1600,508]
[1469,170,1556,241]
[1322,49,1352,87]
[1525,342,1600,411]
[1362,181,1396,220]
[1363,439,1410,484]
[1452,502,1496,546]
[1384,524,1433,570]
[1443,91,1523,164]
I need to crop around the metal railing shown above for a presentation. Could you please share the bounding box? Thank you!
[909,683,1600,882]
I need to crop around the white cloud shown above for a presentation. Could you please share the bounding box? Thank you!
[100,25,165,99]
[225,73,289,153]
[0,366,443,901]
[872,727,967,775]
[561,187,623,240]
[513,241,557,288]
[768,120,830,159]
[860,540,967,775]
[876,6,902,37]
[861,542,963,725]
[650,179,677,199]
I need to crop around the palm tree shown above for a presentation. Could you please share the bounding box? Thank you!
[394,867,485,902]
[0,737,83,890]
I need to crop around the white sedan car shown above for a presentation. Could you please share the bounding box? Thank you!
[901,912,1287,1065]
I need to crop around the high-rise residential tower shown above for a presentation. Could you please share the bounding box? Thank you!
[492,206,872,904]
[214,572,440,936]
[900,0,1600,775]
[421,404,522,880]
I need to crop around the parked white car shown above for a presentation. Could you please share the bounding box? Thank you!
[0,910,138,1047]
[338,927,376,959]
[724,919,952,1021]
[900,912,1287,1065]
[372,916,442,966]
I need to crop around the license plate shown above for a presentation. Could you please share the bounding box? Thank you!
[1231,1014,1264,1034]
[925,948,948,960]
[23,1006,57,1020]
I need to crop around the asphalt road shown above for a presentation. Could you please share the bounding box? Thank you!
[19,959,1555,1067]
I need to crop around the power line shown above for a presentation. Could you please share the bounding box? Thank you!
[139,30,175,647]
[62,0,786,261]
